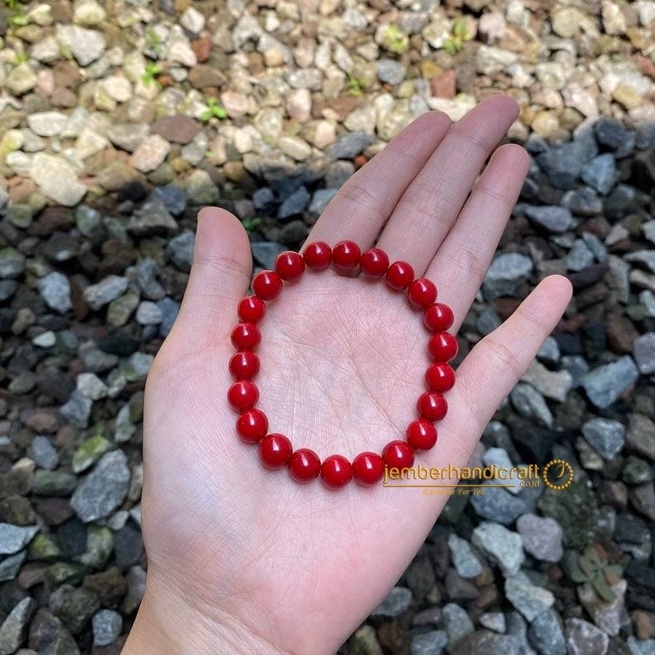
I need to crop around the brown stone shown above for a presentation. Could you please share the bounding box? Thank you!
[431,69,456,98]
[51,87,78,108]
[19,562,48,589]
[188,64,227,89]
[21,408,60,433]
[191,35,213,63]
[7,177,37,204]
[95,161,140,192]
[607,314,639,353]
[99,240,139,276]
[52,61,82,89]
[27,207,75,237]
[151,116,202,144]
[84,567,128,607]
[633,610,655,640]
[33,497,74,526]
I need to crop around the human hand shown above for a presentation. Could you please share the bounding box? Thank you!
[122,96,572,655]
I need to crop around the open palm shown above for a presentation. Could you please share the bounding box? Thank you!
[128,97,572,655]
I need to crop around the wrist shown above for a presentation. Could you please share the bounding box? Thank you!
[121,572,287,655]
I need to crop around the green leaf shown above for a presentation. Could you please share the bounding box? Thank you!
[591,574,616,602]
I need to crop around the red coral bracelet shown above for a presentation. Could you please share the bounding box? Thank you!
[228,240,457,490]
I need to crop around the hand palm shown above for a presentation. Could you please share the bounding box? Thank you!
[137,98,572,655]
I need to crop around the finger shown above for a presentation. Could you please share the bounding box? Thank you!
[304,110,452,250]
[376,95,520,272]
[451,275,573,439]
[428,144,530,326]
[170,207,252,348]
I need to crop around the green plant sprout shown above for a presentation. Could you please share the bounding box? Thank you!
[565,544,624,602]
[380,23,409,55]
[347,75,366,97]
[200,97,228,121]
[443,17,472,55]
[141,62,161,87]
[145,28,163,56]
[242,217,262,234]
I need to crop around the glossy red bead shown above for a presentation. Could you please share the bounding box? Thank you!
[236,409,269,443]
[408,278,437,308]
[360,248,390,277]
[428,332,459,361]
[406,419,438,450]
[231,323,261,351]
[289,449,321,482]
[383,440,415,469]
[229,351,260,380]
[238,296,266,323]
[332,240,361,270]
[321,455,353,489]
[417,391,448,421]
[259,433,293,469]
[425,362,456,393]
[303,241,332,270]
[424,303,454,332]
[275,251,305,282]
[386,261,415,290]
[352,452,385,486]
[252,270,283,301]
[227,380,259,412]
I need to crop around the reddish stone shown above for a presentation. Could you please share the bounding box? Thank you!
[354,154,368,169]
[151,115,201,144]
[27,207,74,237]
[607,313,639,353]
[20,408,60,433]
[431,70,456,98]
[191,35,213,62]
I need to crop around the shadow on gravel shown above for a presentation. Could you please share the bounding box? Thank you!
[1,113,655,654]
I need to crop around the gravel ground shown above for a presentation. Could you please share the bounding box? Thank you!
[0,0,654,653]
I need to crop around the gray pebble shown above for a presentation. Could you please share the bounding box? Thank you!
[411,630,448,655]
[505,573,555,622]
[37,272,72,314]
[528,609,566,655]
[482,253,533,299]
[166,230,195,272]
[371,586,413,617]
[470,484,527,524]
[92,609,123,647]
[251,242,286,270]
[471,522,524,576]
[71,450,131,523]
[634,333,655,374]
[582,418,625,460]
[525,205,574,233]
[327,131,375,160]
[516,514,563,562]
[580,154,617,195]
[278,186,310,219]
[443,603,475,648]
[30,436,59,471]
[447,534,483,578]
[581,356,639,408]
[0,597,37,655]
[83,276,129,311]
[378,58,407,85]
[0,524,39,555]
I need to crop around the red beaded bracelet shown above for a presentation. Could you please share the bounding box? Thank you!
[228,240,457,490]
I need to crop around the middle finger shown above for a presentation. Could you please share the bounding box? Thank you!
[376,95,520,274]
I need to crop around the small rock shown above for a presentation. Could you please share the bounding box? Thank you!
[505,573,555,621]
[30,154,87,207]
[448,534,483,578]
[30,436,59,471]
[510,383,553,428]
[516,514,564,562]
[443,603,475,649]
[60,390,93,428]
[634,334,655,374]
[581,154,617,195]
[378,59,407,85]
[0,523,39,555]
[327,132,375,160]
[528,609,566,655]
[479,613,506,633]
[83,276,129,311]
[152,116,201,145]
[128,198,178,237]
[581,356,639,408]
[451,630,520,655]
[482,253,533,299]
[278,186,310,219]
[582,418,625,460]
[37,272,72,314]
[180,6,205,33]
[471,522,524,576]
[27,112,69,137]
[471,484,527,524]
[411,630,448,655]
[522,361,572,403]
[371,587,413,617]
[130,135,171,173]
[56,24,106,66]
[566,618,609,655]
[92,609,123,647]
[0,597,37,655]
[70,450,131,523]
[525,205,575,233]
[136,301,163,325]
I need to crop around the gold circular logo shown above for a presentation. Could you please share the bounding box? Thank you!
[542,459,574,491]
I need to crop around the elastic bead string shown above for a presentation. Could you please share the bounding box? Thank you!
[227,240,458,490]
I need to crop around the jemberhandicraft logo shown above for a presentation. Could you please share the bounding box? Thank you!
[383,460,573,495]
